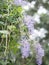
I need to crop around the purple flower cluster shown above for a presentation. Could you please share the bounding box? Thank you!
[14,0,22,5]
[20,37,30,58]
[23,15,35,34]
[14,0,29,6]
[14,1,45,65]
[35,43,44,65]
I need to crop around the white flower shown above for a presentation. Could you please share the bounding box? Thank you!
[29,28,47,40]
[37,6,48,15]
[22,5,30,11]
[30,1,36,8]
[29,29,39,40]
[38,28,47,38]
[33,14,40,23]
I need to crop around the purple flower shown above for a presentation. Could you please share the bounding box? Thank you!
[36,58,42,65]
[14,0,29,6]
[20,37,30,58]
[23,15,35,34]
[35,43,44,65]
[14,0,23,5]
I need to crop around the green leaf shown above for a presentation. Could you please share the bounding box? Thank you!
[9,40,20,54]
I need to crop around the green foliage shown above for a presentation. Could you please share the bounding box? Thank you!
[0,0,22,64]
[9,39,20,54]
